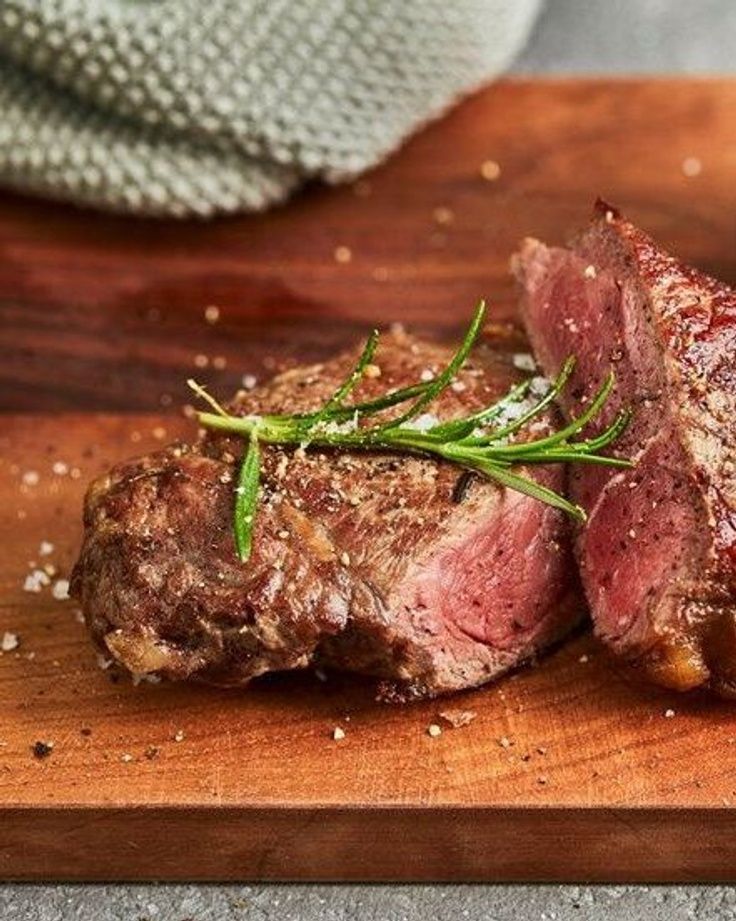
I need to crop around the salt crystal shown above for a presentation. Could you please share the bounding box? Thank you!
[38,541,54,557]
[332,727,346,741]
[480,159,501,181]
[22,471,39,486]
[512,353,536,372]
[52,461,69,476]
[427,724,442,738]
[23,570,50,593]
[681,156,702,178]
[1,632,19,652]
[204,305,220,324]
[52,579,70,600]
[432,207,453,225]
[404,413,438,433]
[242,374,257,390]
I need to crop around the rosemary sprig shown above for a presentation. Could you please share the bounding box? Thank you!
[191,302,632,562]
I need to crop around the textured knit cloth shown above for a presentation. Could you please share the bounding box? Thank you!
[0,1,541,217]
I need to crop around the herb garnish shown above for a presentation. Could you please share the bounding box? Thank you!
[190,302,631,562]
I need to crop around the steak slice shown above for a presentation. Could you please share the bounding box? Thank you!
[514,201,736,694]
[70,327,580,698]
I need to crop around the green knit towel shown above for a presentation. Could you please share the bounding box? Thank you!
[0,1,540,217]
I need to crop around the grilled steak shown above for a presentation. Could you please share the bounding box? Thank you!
[71,327,580,698]
[514,201,736,694]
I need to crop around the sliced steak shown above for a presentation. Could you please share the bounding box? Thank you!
[514,201,736,694]
[71,327,580,698]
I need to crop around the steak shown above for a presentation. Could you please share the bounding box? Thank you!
[70,327,580,698]
[514,201,736,694]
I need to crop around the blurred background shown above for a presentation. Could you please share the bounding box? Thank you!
[515,0,734,72]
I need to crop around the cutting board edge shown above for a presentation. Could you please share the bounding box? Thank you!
[0,804,733,882]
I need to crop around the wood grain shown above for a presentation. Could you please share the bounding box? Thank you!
[1,79,736,881]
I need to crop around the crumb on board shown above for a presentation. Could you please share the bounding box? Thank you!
[38,541,54,556]
[427,723,442,738]
[498,736,513,749]
[96,653,113,671]
[31,740,54,760]
[121,753,134,763]
[332,727,346,741]
[173,729,185,743]
[438,709,477,729]
[664,708,676,718]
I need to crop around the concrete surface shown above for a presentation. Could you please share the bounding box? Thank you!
[5,883,736,921]
[3,0,735,917]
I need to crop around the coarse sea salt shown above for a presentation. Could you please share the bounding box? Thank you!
[1,632,19,652]
[404,413,439,433]
[512,353,536,372]
[23,570,50,593]
[52,579,70,600]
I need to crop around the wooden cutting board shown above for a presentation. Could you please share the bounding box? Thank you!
[1,79,735,882]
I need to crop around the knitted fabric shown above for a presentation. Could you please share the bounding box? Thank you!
[0,1,541,217]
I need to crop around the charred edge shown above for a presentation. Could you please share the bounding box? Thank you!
[452,470,476,504]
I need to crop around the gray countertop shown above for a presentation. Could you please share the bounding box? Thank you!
[4,1,735,917]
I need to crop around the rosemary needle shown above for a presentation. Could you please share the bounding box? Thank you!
[191,302,632,562]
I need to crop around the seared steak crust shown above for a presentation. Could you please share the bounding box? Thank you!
[71,328,580,698]
[515,202,736,694]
